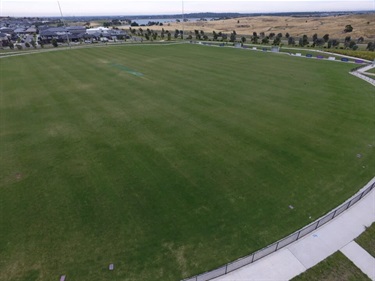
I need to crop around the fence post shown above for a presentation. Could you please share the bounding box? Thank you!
[225,264,228,274]
[315,220,320,230]
[346,200,352,211]
[297,230,301,240]
[358,191,364,201]
[332,209,338,218]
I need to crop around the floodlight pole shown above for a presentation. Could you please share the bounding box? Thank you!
[57,1,71,49]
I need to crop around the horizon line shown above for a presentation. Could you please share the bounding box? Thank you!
[1,9,374,18]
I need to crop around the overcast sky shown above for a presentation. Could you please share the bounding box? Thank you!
[1,0,374,17]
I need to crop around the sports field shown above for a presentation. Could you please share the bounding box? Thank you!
[0,43,374,281]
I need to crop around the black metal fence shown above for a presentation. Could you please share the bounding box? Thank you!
[182,179,375,281]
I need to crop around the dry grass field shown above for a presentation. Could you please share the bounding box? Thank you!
[149,13,375,40]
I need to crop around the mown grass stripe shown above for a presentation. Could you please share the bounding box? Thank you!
[0,44,374,281]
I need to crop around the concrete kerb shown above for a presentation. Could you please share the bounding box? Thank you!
[182,177,375,281]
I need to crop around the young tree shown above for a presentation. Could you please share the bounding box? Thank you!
[52,38,58,47]
[213,31,218,40]
[230,31,236,42]
[30,40,36,48]
[312,33,318,44]
[262,36,269,44]
[357,37,364,44]
[241,36,246,44]
[366,42,375,51]
[323,34,329,42]
[344,36,351,47]
[288,37,295,45]
[300,34,309,46]
[331,39,340,47]
[285,32,290,38]
[269,32,275,39]
[348,40,356,49]
[167,32,171,41]
[194,30,200,40]
[315,38,325,47]
[273,36,281,45]
[259,32,265,39]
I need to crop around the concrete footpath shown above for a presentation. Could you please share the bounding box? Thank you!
[213,178,375,281]
[341,241,375,281]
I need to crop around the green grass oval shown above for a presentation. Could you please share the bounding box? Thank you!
[0,44,374,281]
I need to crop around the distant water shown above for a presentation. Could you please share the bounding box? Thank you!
[131,18,213,25]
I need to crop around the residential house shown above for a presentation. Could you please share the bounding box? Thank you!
[0,32,10,47]
[25,27,37,34]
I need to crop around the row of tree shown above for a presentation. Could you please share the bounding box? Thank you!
[127,26,375,52]
[136,27,368,46]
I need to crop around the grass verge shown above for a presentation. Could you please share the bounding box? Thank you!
[355,223,375,258]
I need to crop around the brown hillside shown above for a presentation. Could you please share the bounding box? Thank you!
[149,13,375,40]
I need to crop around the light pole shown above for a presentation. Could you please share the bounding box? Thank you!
[57,1,71,49]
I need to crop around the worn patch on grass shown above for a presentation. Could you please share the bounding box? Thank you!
[110,63,144,77]
[164,243,188,277]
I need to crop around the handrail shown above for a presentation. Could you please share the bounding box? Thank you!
[182,178,375,281]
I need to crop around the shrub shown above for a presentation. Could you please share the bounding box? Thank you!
[344,25,353,33]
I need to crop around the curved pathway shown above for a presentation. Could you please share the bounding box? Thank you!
[350,64,375,86]
[211,177,375,281]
